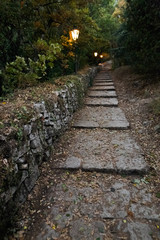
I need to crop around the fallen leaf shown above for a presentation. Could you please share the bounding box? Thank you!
[127,211,134,218]
[141,177,149,184]
[62,184,68,192]
[52,224,56,230]
[78,195,83,201]
[113,144,119,148]
[133,179,141,184]
[55,214,62,221]
[79,227,84,232]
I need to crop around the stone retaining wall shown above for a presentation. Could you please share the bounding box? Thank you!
[0,67,98,232]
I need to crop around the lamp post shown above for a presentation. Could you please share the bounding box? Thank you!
[70,29,80,74]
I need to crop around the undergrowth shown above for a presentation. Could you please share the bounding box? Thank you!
[149,98,160,116]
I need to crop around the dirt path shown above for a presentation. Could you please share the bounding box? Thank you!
[11,67,160,240]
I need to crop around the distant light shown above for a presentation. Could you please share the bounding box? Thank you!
[70,29,80,41]
[94,52,98,57]
[100,55,103,58]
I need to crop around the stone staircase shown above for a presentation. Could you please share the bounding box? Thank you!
[22,69,160,240]
[55,70,148,174]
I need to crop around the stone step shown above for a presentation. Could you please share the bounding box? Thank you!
[94,80,113,83]
[95,78,112,80]
[54,129,148,174]
[85,97,118,107]
[90,86,115,91]
[93,82,114,86]
[88,90,117,98]
[96,73,110,76]
[95,74,110,76]
[72,106,129,129]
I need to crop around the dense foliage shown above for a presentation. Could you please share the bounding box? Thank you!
[0,0,118,96]
[0,0,159,96]
[114,0,160,74]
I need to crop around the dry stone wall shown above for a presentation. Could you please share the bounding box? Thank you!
[0,67,98,230]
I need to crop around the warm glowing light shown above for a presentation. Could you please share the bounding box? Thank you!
[100,55,103,58]
[94,52,98,57]
[70,29,80,41]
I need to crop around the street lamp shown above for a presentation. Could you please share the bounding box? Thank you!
[94,52,98,65]
[70,29,80,74]
[70,29,80,41]
[100,54,104,64]
[94,52,98,57]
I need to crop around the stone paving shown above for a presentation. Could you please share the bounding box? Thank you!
[53,129,147,174]
[23,69,160,240]
[34,173,160,240]
[88,90,117,98]
[72,107,129,129]
[90,86,116,91]
[85,98,118,107]
[94,82,114,86]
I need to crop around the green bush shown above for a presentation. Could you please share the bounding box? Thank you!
[2,56,29,94]
[1,42,62,95]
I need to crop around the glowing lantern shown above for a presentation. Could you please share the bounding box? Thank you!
[70,29,80,41]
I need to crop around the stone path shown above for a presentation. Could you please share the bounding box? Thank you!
[88,91,117,98]
[55,70,147,173]
[22,69,160,240]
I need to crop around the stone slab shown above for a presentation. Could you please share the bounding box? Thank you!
[88,90,117,98]
[93,82,114,86]
[73,106,129,129]
[55,129,147,174]
[85,97,118,106]
[73,120,99,129]
[95,74,110,76]
[95,78,112,81]
[90,86,115,91]
[106,220,160,240]
[94,80,113,83]
[95,75,111,78]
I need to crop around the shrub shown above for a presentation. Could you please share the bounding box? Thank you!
[1,42,62,95]
[2,56,29,94]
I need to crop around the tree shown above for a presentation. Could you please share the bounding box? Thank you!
[0,0,120,95]
[114,0,160,74]
[0,0,35,68]
[88,0,119,59]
